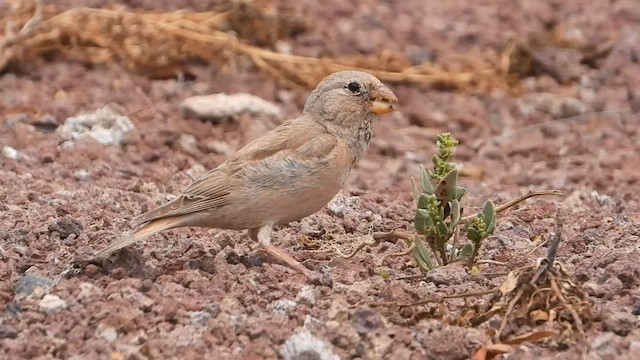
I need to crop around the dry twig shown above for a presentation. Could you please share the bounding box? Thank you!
[1,0,511,90]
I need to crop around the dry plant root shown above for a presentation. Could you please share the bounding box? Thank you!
[371,213,593,356]
[471,215,593,347]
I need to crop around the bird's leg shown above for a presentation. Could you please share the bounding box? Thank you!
[250,225,313,279]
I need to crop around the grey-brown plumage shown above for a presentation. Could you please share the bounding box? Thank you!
[94,70,398,278]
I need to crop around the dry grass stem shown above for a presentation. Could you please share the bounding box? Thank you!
[1,0,513,90]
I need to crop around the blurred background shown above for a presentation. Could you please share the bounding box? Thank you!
[0,0,639,359]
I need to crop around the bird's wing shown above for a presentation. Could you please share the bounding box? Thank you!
[133,117,336,225]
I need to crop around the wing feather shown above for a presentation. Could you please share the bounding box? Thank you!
[133,117,335,225]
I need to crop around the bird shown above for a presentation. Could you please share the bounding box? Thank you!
[93,70,398,279]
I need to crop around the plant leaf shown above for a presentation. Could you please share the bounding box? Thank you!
[467,226,481,243]
[449,199,461,229]
[410,177,421,202]
[414,209,431,234]
[482,200,497,234]
[458,243,474,258]
[417,194,431,209]
[436,220,450,239]
[420,165,434,194]
[434,169,458,202]
[411,236,435,271]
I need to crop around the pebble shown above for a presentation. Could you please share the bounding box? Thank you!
[326,194,362,218]
[73,169,92,182]
[516,93,587,119]
[632,300,640,316]
[1,145,19,160]
[15,273,53,295]
[48,216,83,239]
[77,282,97,300]
[351,306,384,334]
[0,325,17,339]
[189,311,212,325]
[96,325,118,342]
[39,294,67,313]
[180,93,281,122]
[296,286,317,306]
[268,299,297,315]
[279,330,340,360]
[56,104,135,147]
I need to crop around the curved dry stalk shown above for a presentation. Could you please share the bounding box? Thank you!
[339,230,414,259]
[377,242,416,266]
[461,189,563,224]
[371,288,500,308]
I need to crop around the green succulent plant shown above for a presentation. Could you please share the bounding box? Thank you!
[410,133,496,271]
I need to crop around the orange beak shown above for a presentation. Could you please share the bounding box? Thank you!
[369,85,398,115]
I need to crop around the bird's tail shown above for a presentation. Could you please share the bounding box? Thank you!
[93,216,184,259]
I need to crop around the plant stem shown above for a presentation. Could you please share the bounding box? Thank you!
[460,189,562,224]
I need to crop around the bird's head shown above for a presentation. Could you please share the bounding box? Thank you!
[303,71,398,125]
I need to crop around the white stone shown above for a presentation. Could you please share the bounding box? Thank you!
[268,299,297,315]
[1,145,19,160]
[39,294,67,313]
[280,330,340,360]
[56,104,135,147]
[180,93,281,121]
[296,286,317,306]
[97,325,118,342]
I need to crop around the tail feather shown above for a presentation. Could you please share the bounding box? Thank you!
[93,216,183,258]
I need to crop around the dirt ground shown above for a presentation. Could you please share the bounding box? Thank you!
[1,0,639,359]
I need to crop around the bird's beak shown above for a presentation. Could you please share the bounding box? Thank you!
[369,85,398,115]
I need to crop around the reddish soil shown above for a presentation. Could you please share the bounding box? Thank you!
[1,0,639,359]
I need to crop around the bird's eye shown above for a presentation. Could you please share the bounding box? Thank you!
[346,81,361,93]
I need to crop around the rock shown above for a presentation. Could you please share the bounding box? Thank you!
[121,287,155,311]
[178,134,199,155]
[1,145,19,160]
[590,191,614,206]
[180,93,281,122]
[632,300,640,316]
[531,47,587,83]
[202,139,233,155]
[602,309,637,336]
[189,311,212,326]
[516,93,587,119]
[15,273,53,295]
[96,324,118,342]
[425,264,468,285]
[48,216,83,239]
[280,330,340,360]
[5,302,22,314]
[591,332,617,350]
[77,282,97,300]
[189,304,219,326]
[56,104,135,147]
[39,294,67,313]
[185,164,206,181]
[351,306,384,334]
[296,286,317,306]
[73,169,92,182]
[268,299,297,315]
[326,194,362,218]
[0,325,17,339]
